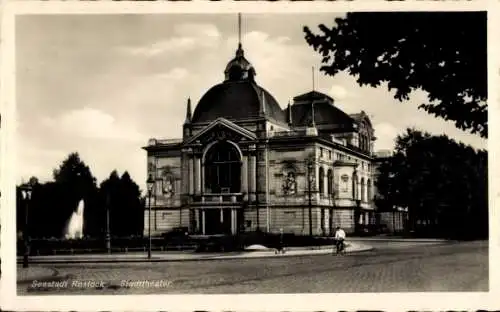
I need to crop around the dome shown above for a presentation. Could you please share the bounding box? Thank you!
[287,91,356,131]
[224,44,256,82]
[191,81,287,124]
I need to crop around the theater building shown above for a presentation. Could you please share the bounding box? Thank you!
[143,41,378,236]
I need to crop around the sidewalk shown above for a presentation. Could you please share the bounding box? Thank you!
[17,242,372,264]
[346,236,449,242]
[17,266,58,283]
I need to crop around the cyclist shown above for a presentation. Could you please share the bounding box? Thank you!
[334,226,346,255]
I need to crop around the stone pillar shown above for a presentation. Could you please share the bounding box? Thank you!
[231,209,237,234]
[188,156,194,195]
[314,163,320,202]
[202,209,206,235]
[241,155,248,195]
[194,156,201,195]
[317,208,322,234]
[256,149,267,203]
[249,154,256,201]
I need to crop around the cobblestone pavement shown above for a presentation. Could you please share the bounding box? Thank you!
[17,241,487,294]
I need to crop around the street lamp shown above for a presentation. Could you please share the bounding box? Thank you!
[355,198,361,234]
[307,161,314,236]
[105,193,111,254]
[20,182,33,268]
[147,174,155,259]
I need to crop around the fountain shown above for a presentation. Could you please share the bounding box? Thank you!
[65,199,84,239]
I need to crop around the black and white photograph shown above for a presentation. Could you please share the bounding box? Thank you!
[0,3,494,310]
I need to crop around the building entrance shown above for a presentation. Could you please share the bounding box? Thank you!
[201,208,237,235]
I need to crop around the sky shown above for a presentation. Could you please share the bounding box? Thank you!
[16,13,486,192]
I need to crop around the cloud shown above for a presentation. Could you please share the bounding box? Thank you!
[122,23,221,57]
[174,23,221,38]
[373,122,400,151]
[126,37,196,57]
[329,85,349,100]
[154,67,189,81]
[41,108,146,142]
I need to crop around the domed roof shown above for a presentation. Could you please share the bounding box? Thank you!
[224,44,256,82]
[191,42,285,124]
[191,80,287,123]
[286,91,356,131]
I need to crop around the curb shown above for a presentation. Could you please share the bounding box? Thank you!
[17,245,373,264]
[347,237,450,243]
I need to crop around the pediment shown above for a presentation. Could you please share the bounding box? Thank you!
[186,118,256,145]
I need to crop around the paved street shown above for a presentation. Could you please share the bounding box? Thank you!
[17,240,487,294]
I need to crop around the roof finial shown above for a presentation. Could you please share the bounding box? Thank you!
[238,13,242,49]
[185,97,192,123]
[311,100,316,127]
[312,66,315,91]
[236,13,244,58]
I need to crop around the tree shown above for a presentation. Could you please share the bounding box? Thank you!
[375,128,488,239]
[100,170,144,237]
[53,152,97,195]
[304,12,487,137]
[51,152,99,237]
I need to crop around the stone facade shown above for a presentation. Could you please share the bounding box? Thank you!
[143,42,379,236]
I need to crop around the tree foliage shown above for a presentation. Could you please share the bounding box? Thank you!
[100,170,143,237]
[17,153,144,239]
[304,12,487,137]
[375,128,487,239]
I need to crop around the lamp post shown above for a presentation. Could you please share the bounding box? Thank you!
[105,193,111,254]
[20,182,33,268]
[355,198,361,234]
[307,160,314,236]
[147,174,155,259]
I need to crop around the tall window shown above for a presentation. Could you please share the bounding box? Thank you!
[367,179,372,202]
[327,169,333,196]
[204,141,241,193]
[360,178,366,202]
[319,167,325,195]
[352,173,358,199]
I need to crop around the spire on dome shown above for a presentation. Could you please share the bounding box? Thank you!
[287,101,293,126]
[185,97,192,123]
[224,13,256,82]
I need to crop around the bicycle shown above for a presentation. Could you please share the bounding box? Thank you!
[334,239,346,255]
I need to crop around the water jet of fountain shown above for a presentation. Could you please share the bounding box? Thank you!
[64,199,84,239]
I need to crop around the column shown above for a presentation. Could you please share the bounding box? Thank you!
[202,209,206,235]
[241,155,248,194]
[188,156,194,195]
[194,209,200,232]
[194,156,201,195]
[314,163,320,202]
[249,155,256,201]
[231,209,236,234]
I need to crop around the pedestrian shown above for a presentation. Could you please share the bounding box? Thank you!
[333,226,346,255]
[275,228,285,254]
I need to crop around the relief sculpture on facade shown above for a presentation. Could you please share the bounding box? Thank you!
[160,166,176,198]
[282,171,297,195]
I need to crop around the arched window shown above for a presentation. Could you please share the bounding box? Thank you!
[204,141,241,193]
[360,178,366,202]
[327,169,333,196]
[319,167,325,195]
